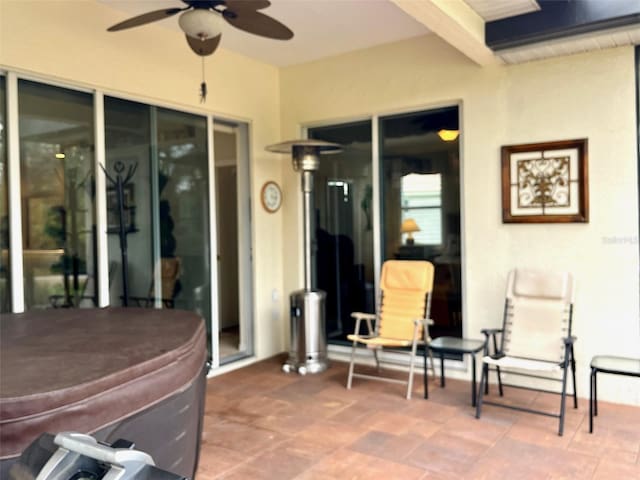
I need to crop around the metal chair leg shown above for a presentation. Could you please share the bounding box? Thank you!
[476,362,488,419]
[558,354,571,436]
[594,370,598,416]
[428,348,436,378]
[571,345,578,408]
[489,332,500,395]
[407,339,418,400]
[589,367,595,433]
[346,340,357,389]
[423,345,429,399]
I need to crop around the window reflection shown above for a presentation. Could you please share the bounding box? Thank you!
[105,99,212,358]
[105,97,152,309]
[401,173,442,246]
[156,108,210,323]
[18,80,95,309]
[0,76,8,312]
[309,121,374,343]
[381,107,462,338]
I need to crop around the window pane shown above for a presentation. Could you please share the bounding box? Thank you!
[401,173,443,244]
[401,173,442,208]
[156,108,211,347]
[402,208,442,245]
[104,97,152,309]
[19,80,95,309]
[380,107,462,339]
[0,76,8,312]
[309,121,374,343]
[105,100,212,357]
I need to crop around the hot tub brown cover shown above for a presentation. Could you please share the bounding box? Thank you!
[0,307,206,459]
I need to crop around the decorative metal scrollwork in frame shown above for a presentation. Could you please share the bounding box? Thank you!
[501,139,589,223]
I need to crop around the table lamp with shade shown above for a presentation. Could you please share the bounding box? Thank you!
[401,218,420,245]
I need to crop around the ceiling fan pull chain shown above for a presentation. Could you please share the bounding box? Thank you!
[200,56,207,103]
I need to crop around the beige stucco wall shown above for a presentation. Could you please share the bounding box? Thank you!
[280,35,640,405]
[0,0,286,359]
[2,1,639,405]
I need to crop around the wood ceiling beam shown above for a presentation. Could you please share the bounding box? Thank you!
[391,0,502,66]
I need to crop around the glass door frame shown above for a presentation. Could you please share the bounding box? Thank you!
[3,68,257,374]
[301,116,380,298]
[301,100,466,357]
[211,118,254,368]
[4,71,107,312]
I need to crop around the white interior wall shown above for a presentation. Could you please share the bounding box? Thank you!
[280,35,640,405]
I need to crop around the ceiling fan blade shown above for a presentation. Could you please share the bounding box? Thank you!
[186,34,222,56]
[225,0,271,11]
[223,8,293,40]
[107,8,185,32]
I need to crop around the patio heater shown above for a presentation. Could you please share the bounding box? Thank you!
[266,139,342,375]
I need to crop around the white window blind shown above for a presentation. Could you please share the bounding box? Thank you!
[401,173,442,245]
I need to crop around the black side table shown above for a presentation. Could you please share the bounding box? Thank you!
[428,336,486,406]
[590,355,640,433]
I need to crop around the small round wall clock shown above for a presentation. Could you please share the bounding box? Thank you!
[261,181,282,213]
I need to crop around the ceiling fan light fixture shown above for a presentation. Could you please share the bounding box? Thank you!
[179,9,221,40]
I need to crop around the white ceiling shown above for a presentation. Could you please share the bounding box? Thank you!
[99,0,431,67]
[99,0,638,67]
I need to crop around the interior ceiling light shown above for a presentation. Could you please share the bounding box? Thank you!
[55,153,65,159]
[438,129,460,142]
[107,1,294,103]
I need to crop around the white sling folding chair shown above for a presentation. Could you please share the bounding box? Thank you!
[476,268,577,435]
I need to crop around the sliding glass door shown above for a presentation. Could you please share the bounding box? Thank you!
[3,73,256,368]
[156,108,211,327]
[104,97,153,308]
[105,97,213,357]
[380,107,462,338]
[309,121,374,343]
[214,120,253,363]
[310,106,462,345]
[18,80,96,309]
[0,76,8,312]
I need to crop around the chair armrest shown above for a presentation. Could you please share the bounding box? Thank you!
[481,328,503,336]
[414,318,434,326]
[481,328,503,355]
[351,312,377,336]
[414,318,434,344]
[351,312,376,321]
[563,335,577,345]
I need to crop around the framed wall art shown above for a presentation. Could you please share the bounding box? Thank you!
[501,138,589,223]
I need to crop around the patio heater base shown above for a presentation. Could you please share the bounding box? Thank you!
[282,289,328,375]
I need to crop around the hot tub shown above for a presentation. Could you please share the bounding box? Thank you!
[0,307,207,479]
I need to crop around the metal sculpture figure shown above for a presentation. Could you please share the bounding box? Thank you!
[101,161,137,306]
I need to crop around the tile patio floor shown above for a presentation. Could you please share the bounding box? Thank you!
[197,355,640,479]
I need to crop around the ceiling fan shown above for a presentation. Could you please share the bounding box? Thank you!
[108,0,293,56]
[107,0,293,101]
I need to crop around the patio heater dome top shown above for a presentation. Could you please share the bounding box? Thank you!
[265,139,342,155]
[266,139,342,172]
